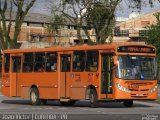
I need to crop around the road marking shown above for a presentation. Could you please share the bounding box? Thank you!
[96,111,102,113]
[57,107,68,110]
[45,107,53,110]
[32,108,42,110]
[80,108,89,110]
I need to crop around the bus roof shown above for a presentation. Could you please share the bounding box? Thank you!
[3,43,155,54]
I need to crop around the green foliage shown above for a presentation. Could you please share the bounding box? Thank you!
[47,15,66,34]
[87,2,116,43]
[0,0,36,49]
[145,12,160,61]
[51,0,160,45]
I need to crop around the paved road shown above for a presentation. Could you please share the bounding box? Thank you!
[0,92,160,120]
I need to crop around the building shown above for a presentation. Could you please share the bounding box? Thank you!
[1,12,96,48]
[3,10,159,49]
[114,10,159,43]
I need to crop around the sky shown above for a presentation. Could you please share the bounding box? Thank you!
[29,0,160,18]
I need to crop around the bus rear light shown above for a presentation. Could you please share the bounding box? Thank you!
[115,83,131,92]
[148,85,158,93]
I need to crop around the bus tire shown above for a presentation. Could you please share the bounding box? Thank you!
[89,89,98,108]
[30,87,41,105]
[123,100,133,107]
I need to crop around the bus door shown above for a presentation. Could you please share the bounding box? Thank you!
[10,54,22,97]
[60,54,71,98]
[101,53,114,94]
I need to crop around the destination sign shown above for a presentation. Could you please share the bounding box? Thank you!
[117,46,155,54]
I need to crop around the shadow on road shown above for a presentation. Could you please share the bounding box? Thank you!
[1,100,152,108]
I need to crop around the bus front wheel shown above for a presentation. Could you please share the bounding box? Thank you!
[30,87,41,105]
[123,100,133,107]
[89,89,98,108]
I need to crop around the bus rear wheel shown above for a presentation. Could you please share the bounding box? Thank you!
[30,87,41,105]
[123,100,133,107]
[89,89,98,108]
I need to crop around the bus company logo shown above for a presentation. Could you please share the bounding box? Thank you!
[142,114,159,120]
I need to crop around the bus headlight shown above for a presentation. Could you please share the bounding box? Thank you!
[115,83,131,92]
[148,85,158,93]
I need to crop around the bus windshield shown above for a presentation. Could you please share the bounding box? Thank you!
[116,55,156,80]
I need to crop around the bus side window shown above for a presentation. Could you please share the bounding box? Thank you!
[34,52,45,72]
[86,51,98,72]
[4,54,10,73]
[46,52,57,72]
[73,51,85,72]
[23,53,33,72]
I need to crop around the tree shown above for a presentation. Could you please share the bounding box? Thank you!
[144,12,160,61]
[46,14,66,44]
[51,0,90,43]
[0,0,36,49]
[50,0,160,44]
[86,1,120,44]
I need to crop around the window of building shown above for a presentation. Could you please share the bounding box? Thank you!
[139,30,147,37]
[73,51,85,72]
[119,30,129,36]
[46,52,57,72]
[114,27,129,37]
[23,53,33,72]
[29,23,43,27]
[4,54,10,73]
[86,51,98,72]
[34,52,45,72]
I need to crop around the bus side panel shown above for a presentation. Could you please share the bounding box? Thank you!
[39,88,58,99]
[70,88,86,99]
[10,73,17,96]
[20,73,59,99]
[70,72,99,100]
[21,87,30,98]
[2,73,11,97]
[17,73,23,97]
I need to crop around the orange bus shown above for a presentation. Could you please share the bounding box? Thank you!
[1,44,158,107]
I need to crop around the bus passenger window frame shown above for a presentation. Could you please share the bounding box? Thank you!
[86,51,99,72]
[34,52,45,72]
[23,53,34,72]
[73,51,85,72]
[46,52,57,72]
[4,54,10,73]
